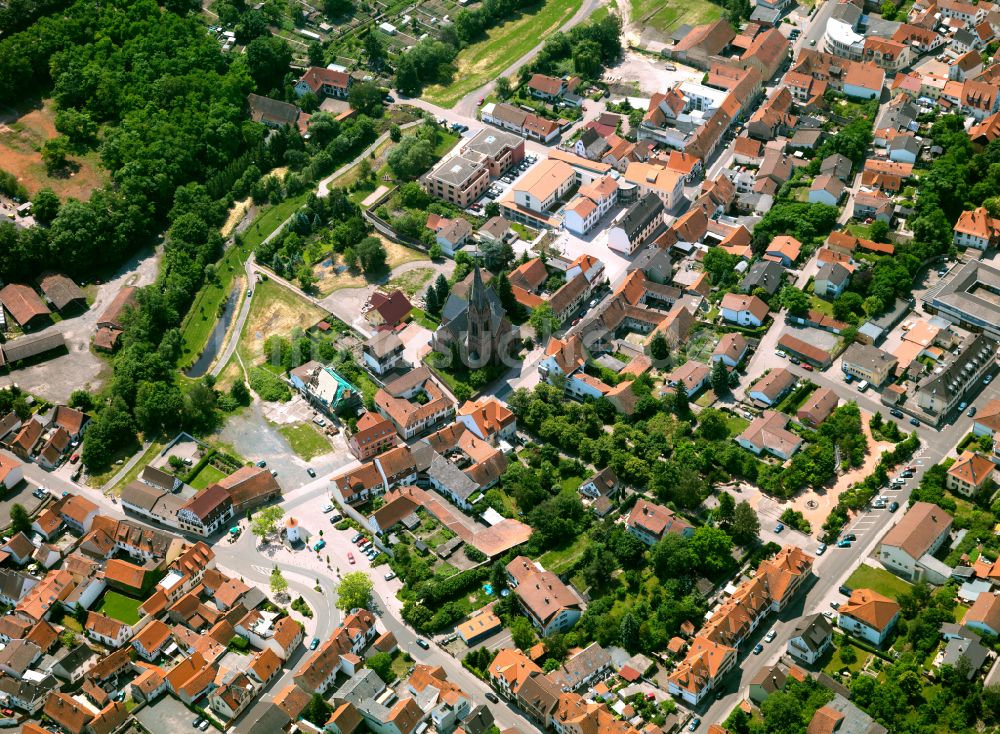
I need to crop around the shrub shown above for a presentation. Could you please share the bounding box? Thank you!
[248,367,291,402]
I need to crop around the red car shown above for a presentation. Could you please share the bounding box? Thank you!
[801,363,814,371]
[347,552,355,564]
[69,453,80,464]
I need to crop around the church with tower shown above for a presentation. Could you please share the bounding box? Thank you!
[432,266,518,369]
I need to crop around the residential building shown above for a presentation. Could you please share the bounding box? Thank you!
[667,636,737,705]
[877,501,953,581]
[481,103,560,143]
[132,619,172,662]
[423,128,524,208]
[786,613,833,665]
[736,410,803,460]
[625,499,694,545]
[607,193,666,254]
[623,162,685,211]
[456,397,516,444]
[293,67,351,99]
[712,332,748,367]
[363,331,405,376]
[953,206,1000,250]
[841,343,898,386]
[506,556,583,635]
[809,174,845,206]
[916,333,998,415]
[289,361,360,415]
[213,465,281,514]
[740,260,785,296]
[814,261,851,298]
[375,366,455,440]
[963,592,1000,636]
[176,485,233,537]
[720,292,769,327]
[947,451,995,496]
[837,588,900,646]
[748,367,795,406]
[348,412,398,462]
[364,290,412,330]
[85,612,130,649]
[796,387,839,428]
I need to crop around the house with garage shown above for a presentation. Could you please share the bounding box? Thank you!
[837,589,900,646]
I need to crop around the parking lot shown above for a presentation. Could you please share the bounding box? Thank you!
[466,151,540,218]
[133,692,201,734]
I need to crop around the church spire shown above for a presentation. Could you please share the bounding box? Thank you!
[470,264,488,310]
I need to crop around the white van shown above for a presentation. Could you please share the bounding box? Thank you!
[856,380,870,392]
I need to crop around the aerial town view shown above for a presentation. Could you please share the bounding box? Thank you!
[3,0,1000,732]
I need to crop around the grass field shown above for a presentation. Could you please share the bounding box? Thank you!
[631,0,722,33]
[540,534,590,575]
[180,192,309,365]
[91,439,165,492]
[99,591,143,625]
[846,565,913,600]
[190,463,226,490]
[278,422,332,461]
[423,0,584,107]
[237,279,327,367]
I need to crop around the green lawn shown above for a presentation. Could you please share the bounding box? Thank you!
[630,0,722,33]
[180,192,309,365]
[189,463,226,490]
[821,641,872,677]
[99,591,143,625]
[278,422,332,461]
[423,0,584,107]
[559,475,585,493]
[723,413,750,436]
[845,565,913,600]
[98,440,166,494]
[540,533,590,575]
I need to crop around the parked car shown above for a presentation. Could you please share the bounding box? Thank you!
[688,718,701,731]
[985,374,992,385]
[764,629,777,643]
[830,601,840,609]
[348,552,355,564]
[752,643,763,655]
[69,453,80,464]
[257,460,267,468]
[822,610,836,621]
[790,356,801,365]
[959,401,968,411]
[889,501,900,512]
[485,692,499,703]
[313,539,326,552]
[856,380,870,392]
[910,417,921,426]
[416,638,430,649]
[837,539,852,548]
[889,409,903,418]
[775,349,787,358]
[321,503,334,513]
[816,543,827,555]
[843,373,853,383]
[351,533,363,543]
[192,718,203,728]
[774,522,785,533]
[801,363,814,371]
[199,721,210,731]
[384,571,396,581]
[842,533,856,541]
[968,406,977,417]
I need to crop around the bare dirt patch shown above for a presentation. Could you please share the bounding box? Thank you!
[0,100,107,200]
[222,197,253,237]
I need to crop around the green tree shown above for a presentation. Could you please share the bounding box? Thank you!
[245,36,293,94]
[779,285,810,316]
[356,236,387,273]
[869,219,890,243]
[710,359,728,395]
[9,503,31,535]
[652,533,696,579]
[367,651,393,680]
[337,571,374,611]
[839,644,857,664]
[307,40,325,67]
[32,188,60,224]
[304,693,331,726]
[424,284,440,316]
[388,137,435,179]
[270,567,288,595]
[620,612,640,652]
[69,389,95,412]
[716,491,736,527]
[484,201,500,217]
[731,501,760,546]
[510,615,535,650]
[495,76,512,99]
[134,380,184,434]
[364,32,385,68]
[230,379,251,406]
[671,380,690,418]
[251,506,286,540]
[41,135,72,174]
[348,82,385,117]
[529,303,556,341]
[690,526,734,576]
[650,332,669,361]
[60,630,77,648]
[389,124,402,143]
